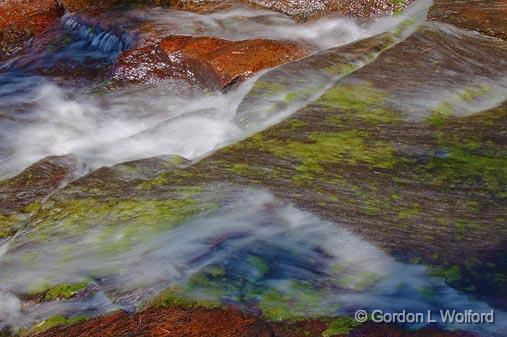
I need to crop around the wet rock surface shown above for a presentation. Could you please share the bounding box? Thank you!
[0,155,79,239]
[168,0,237,13]
[429,0,507,40]
[112,35,309,89]
[0,0,64,60]
[31,306,474,337]
[1,2,507,337]
[243,0,413,21]
[106,25,507,308]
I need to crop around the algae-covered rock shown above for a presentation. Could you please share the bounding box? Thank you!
[123,24,506,307]
[0,155,80,239]
[27,305,475,337]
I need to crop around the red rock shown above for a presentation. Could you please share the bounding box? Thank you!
[112,35,309,89]
[32,306,478,337]
[0,0,64,60]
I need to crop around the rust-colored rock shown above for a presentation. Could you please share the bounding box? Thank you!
[112,35,309,89]
[33,306,477,337]
[0,0,64,60]
[429,0,507,40]
[169,0,236,13]
[241,0,413,21]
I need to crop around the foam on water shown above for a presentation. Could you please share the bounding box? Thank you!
[0,76,254,178]
[127,1,428,50]
[0,188,505,335]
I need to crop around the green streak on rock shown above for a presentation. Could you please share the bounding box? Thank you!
[317,83,399,125]
[23,315,88,336]
[322,316,361,337]
[40,279,91,301]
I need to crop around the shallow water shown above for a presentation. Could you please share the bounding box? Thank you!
[1,188,505,335]
[1,0,506,336]
[0,1,430,179]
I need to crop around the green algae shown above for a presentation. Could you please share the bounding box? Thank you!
[428,265,462,284]
[22,315,88,336]
[323,63,357,76]
[23,185,220,260]
[0,214,24,238]
[0,201,42,239]
[322,317,361,337]
[460,83,492,102]
[284,86,324,105]
[428,83,494,128]
[150,263,332,322]
[421,145,507,196]
[36,279,91,301]
[251,80,287,97]
[152,286,223,309]
[428,102,454,127]
[261,130,397,184]
[317,83,399,125]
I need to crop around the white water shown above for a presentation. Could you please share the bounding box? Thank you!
[0,188,505,335]
[0,1,431,179]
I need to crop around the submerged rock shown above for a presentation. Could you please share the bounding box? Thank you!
[112,35,309,89]
[0,0,64,60]
[429,0,507,40]
[0,155,80,239]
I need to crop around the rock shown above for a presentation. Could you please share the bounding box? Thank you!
[107,24,507,308]
[241,0,413,21]
[429,0,507,40]
[112,35,309,89]
[169,0,236,13]
[0,0,64,60]
[0,155,80,239]
[31,306,473,337]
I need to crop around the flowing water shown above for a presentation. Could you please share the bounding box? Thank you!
[1,0,506,336]
[1,187,506,336]
[0,2,428,179]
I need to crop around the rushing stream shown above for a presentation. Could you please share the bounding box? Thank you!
[1,187,506,335]
[0,2,427,179]
[0,0,506,336]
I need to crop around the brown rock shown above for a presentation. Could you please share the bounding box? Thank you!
[429,0,507,40]
[0,155,80,238]
[168,0,236,13]
[112,35,309,89]
[0,0,64,60]
[32,306,476,337]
